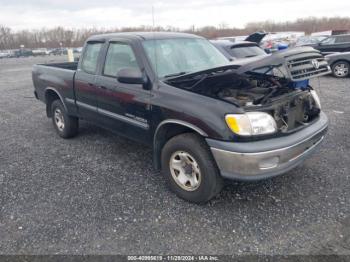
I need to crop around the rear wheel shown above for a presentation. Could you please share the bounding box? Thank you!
[161,133,223,203]
[332,61,349,78]
[51,100,79,138]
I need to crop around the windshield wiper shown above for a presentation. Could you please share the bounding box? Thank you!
[164,72,188,78]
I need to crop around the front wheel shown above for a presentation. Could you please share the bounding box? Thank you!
[51,100,79,138]
[332,61,349,78]
[161,133,223,203]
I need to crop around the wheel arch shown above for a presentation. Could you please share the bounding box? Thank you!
[153,120,208,170]
[44,88,67,117]
[330,59,350,68]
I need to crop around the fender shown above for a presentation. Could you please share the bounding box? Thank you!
[45,87,69,112]
[152,119,208,170]
[154,119,208,144]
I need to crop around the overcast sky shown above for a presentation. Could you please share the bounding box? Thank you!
[1,0,350,31]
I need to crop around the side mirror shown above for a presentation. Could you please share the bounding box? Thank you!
[117,68,147,85]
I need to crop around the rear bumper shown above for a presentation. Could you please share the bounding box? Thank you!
[206,112,328,181]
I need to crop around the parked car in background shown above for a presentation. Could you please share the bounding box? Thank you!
[33,32,329,203]
[301,34,350,54]
[73,47,83,54]
[260,31,304,53]
[32,48,50,56]
[0,51,10,58]
[14,49,33,58]
[325,52,350,78]
[296,36,328,47]
[211,39,267,61]
[218,35,248,42]
[50,48,68,56]
[7,50,17,58]
[260,39,290,53]
[212,32,268,60]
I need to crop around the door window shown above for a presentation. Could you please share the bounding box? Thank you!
[81,42,103,74]
[335,35,350,43]
[103,43,140,77]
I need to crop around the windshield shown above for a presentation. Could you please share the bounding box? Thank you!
[142,38,229,78]
[227,45,266,58]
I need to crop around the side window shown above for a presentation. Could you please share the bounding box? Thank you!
[103,42,139,77]
[81,42,103,74]
[335,35,350,43]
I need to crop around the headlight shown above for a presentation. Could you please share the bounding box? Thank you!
[225,112,277,136]
[310,90,321,109]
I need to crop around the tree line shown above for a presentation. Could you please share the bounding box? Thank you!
[1,17,350,50]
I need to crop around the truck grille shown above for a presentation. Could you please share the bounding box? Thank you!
[285,51,331,81]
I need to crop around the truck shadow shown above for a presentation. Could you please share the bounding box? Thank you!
[75,120,323,209]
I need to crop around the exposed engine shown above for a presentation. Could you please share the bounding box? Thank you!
[166,70,321,133]
[165,47,329,133]
[211,74,321,131]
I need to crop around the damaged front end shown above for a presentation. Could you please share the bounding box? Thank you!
[164,47,331,134]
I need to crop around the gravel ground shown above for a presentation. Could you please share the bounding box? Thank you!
[0,56,349,255]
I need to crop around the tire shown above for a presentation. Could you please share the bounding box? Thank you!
[331,61,349,78]
[161,133,223,203]
[51,100,79,138]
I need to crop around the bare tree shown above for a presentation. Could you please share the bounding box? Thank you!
[1,16,350,50]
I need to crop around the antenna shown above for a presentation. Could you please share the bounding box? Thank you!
[152,5,155,29]
[152,5,159,83]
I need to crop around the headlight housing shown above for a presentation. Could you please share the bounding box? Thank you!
[225,112,277,136]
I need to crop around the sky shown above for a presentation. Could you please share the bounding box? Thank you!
[1,0,350,31]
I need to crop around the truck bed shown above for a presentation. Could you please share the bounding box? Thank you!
[42,62,78,71]
[32,62,78,115]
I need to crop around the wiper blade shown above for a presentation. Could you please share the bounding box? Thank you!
[164,72,188,78]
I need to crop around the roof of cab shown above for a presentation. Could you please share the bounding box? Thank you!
[87,32,202,42]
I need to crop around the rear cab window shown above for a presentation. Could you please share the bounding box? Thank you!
[81,42,103,74]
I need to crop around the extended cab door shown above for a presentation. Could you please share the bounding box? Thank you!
[94,40,152,143]
[74,41,104,119]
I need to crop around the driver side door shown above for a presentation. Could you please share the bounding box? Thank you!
[95,41,152,143]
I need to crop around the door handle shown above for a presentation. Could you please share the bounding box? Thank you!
[98,86,107,90]
[88,82,94,86]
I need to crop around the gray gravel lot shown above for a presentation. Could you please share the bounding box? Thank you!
[0,56,350,255]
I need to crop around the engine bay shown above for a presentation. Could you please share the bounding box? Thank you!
[165,69,321,133]
[163,47,331,134]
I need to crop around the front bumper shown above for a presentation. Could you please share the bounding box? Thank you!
[206,112,328,181]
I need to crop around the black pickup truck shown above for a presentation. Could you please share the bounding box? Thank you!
[33,32,330,203]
